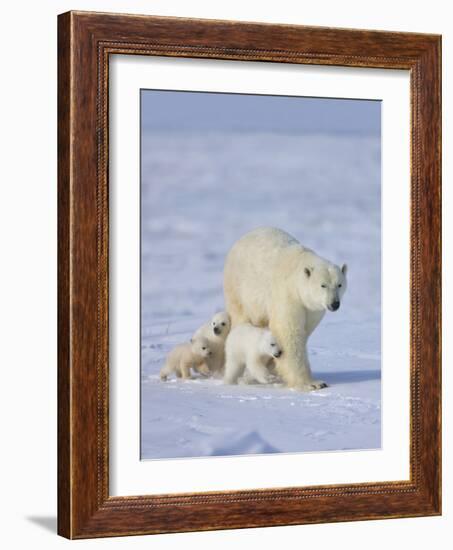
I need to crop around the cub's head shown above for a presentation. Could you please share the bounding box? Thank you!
[300,262,348,312]
[259,330,283,359]
[190,336,211,358]
[211,311,231,338]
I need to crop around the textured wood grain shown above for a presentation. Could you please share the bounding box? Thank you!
[57,10,441,539]
[57,11,72,538]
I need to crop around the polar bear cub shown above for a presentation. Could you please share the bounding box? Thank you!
[224,324,282,385]
[160,336,211,381]
[193,311,231,374]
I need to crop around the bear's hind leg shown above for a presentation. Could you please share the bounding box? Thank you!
[223,359,245,384]
[225,293,249,328]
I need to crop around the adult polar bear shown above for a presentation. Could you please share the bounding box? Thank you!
[224,227,347,391]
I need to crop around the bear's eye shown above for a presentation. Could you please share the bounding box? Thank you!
[270,343,275,347]
[338,284,342,288]
[202,347,206,350]
[221,322,226,326]
[321,284,327,288]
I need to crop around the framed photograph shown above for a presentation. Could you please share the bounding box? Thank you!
[58,11,441,539]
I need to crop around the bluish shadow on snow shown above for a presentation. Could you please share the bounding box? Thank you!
[318,369,381,385]
[204,430,280,456]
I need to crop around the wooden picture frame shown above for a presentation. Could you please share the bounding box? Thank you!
[58,10,441,539]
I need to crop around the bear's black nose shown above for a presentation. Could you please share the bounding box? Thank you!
[213,326,221,335]
[274,350,282,358]
[330,301,340,311]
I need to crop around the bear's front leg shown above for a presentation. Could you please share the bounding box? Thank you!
[296,343,327,391]
[246,359,273,385]
[207,350,225,375]
[195,363,210,377]
[180,363,192,379]
[270,312,327,391]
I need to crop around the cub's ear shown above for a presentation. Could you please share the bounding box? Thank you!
[304,267,312,278]
[341,263,348,275]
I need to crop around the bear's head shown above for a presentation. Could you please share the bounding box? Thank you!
[300,262,348,312]
[259,330,283,359]
[211,311,231,338]
[191,336,212,358]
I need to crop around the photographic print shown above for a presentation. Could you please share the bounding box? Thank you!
[140,90,381,460]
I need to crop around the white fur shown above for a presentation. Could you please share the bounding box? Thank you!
[160,336,211,381]
[224,324,282,385]
[224,227,347,391]
[193,311,231,374]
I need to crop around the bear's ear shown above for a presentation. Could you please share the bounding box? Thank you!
[304,267,312,278]
[341,263,348,275]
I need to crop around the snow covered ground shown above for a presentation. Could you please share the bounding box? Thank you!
[140,131,381,460]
